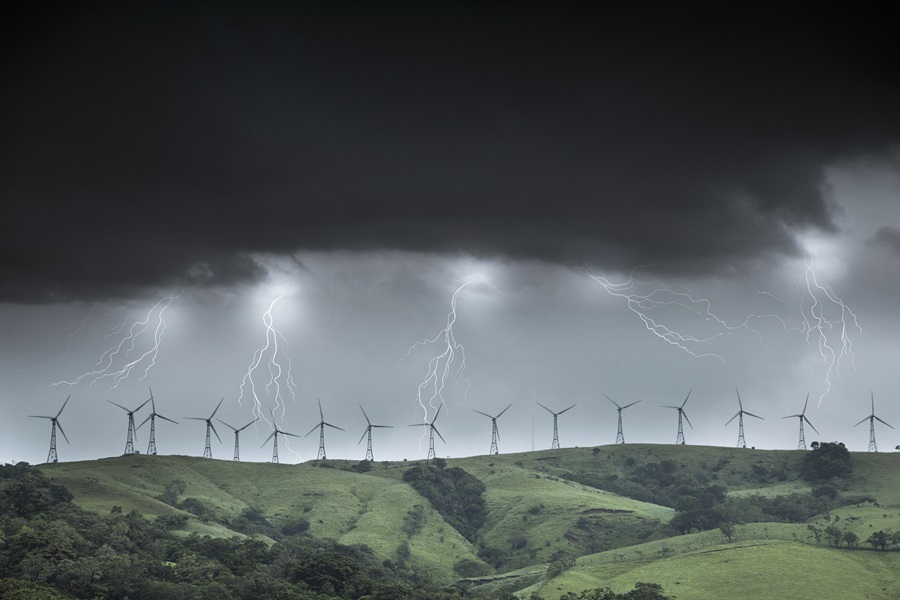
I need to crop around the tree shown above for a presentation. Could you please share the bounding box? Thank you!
[824,525,843,547]
[866,530,889,550]
[801,442,851,483]
[843,530,859,549]
[719,522,735,542]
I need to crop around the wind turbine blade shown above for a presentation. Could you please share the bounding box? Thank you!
[372,424,393,428]
[305,424,321,437]
[28,415,52,419]
[725,412,738,426]
[871,391,875,413]
[358,429,368,445]
[473,409,493,419]
[56,421,70,444]
[56,395,71,419]
[622,400,641,410]
[682,411,694,429]
[782,414,801,419]
[433,403,443,422]
[359,405,372,426]
[536,401,554,414]
[603,393,621,409]
[210,398,224,420]
[261,432,275,447]
[238,419,258,431]
[681,389,692,408]
[853,416,870,427]
[433,425,446,444]
[735,388,742,411]
[409,423,428,428]
[802,393,810,416]
[281,431,301,438]
[661,405,679,409]
[804,416,819,434]
[558,404,576,415]
[497,403,512,418]
[183,417,207,421]
[216,418,237,431]
[744,411,764,420]
[324,423,345,432]
[137,414,152,429]
[210,422,222,443]
[157,414,178,424]
[108,400,130,412]
[875,416,895,429]
[318,398,324,421]
[135,398,152,412]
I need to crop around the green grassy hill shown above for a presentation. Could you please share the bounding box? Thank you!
[39,444,900,599]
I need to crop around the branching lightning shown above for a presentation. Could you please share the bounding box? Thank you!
[583,267,792,362]
[237,295,301,460]
[400,281,473,448]
[799,256,861,407]
[52,293,179,394]
[586,257,860,408]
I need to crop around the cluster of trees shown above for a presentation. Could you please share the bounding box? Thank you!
[557,582,675,600]
[0,462,470,599]
[402,459,487,543]
[814,524,900,551]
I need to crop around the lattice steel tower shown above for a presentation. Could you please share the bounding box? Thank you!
[604,394,640,445]
[29,395,71,464]
[536,402,576,450]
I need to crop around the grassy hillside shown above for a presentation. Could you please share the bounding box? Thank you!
[38,444,900,599]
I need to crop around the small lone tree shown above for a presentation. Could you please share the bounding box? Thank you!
[843,530,859,549]
[719,522,735,542]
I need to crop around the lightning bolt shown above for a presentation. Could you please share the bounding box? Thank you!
[51,292,179,394]
[237,295,301,460]
[400,281,473,444]
[586,259,860,408]
[583,267,793,362]
[799,256,861,407]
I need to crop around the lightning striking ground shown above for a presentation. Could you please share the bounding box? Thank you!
[237,295,301,460]
[400,281,473,453]
[51,293,179,394]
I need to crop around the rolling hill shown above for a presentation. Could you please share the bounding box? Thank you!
[38,443,900,599]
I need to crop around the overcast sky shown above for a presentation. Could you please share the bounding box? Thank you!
[2,5,899,464]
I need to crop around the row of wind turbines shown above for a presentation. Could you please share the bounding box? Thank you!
[29,387,896,464]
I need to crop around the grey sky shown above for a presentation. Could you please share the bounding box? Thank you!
[1,6,900,462]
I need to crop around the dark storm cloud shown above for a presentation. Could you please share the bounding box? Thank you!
[869,226,900,254]
[2,5,899,302]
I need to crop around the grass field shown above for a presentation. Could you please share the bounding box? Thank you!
[38,445,900,598]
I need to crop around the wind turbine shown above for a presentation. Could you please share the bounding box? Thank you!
[29,395,70,463]
[261,409,300,463]
[782,393,818,450]
[726,388,764,448]
[108,396,151,455]
[536,402,576,450]
[854,392,894,452]
[410,403,446,459]
[306,399,345,460]
[662,390,692,445]
[217,418,258,461]
[136,388,178,455]
[474,403,512,455]
[358,405,392,461]
[184,398,224,458]
[604,394,640,444]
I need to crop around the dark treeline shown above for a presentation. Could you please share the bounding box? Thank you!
[562,442,872,537]
[0,462,469,599]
